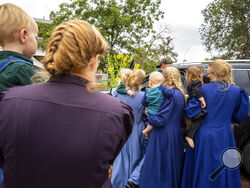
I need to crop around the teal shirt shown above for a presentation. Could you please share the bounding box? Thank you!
[0,51,37,90]
[146,87,164,115]
[116,82,128,94]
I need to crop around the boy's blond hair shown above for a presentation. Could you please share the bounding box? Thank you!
[0,3,33,46]
[149,72,164,86]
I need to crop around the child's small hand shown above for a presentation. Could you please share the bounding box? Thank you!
[127,90,135,97]
[199,97,206,108]
[142,129,150,137]
[185,137,195,148]
[201,101,206,108]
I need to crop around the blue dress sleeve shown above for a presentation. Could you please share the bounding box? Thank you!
[147,86,174,128]
[232,88,249,124]
[185,84,204,119]
[185,98,203,119]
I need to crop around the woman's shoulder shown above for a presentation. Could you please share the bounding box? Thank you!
[158,85,174,95]
[229,84,241,91]
[200,82,216,91]
[94,91,133,113]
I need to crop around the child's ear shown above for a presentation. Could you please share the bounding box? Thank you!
[19,28,28,44]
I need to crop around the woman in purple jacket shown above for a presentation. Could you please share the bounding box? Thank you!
[0,20,134,188]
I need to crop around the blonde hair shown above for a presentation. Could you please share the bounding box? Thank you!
[127,69,146,91]
[149,72,164,85]
[31,72,50,84]
[163,67,186,104]
[186,66,204,84]
[42,20,106,90]
[0,3,33,46]
[208,59,233,85]
[119,68,132,83]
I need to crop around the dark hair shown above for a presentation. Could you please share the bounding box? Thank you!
[156,57,173,68]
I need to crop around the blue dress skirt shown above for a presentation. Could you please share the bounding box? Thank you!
[0,169,3,183]
[111,91,147,188]
[140,86,185,188]
[181,82,249,188]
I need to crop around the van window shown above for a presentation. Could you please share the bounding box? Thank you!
[233,70,250,94]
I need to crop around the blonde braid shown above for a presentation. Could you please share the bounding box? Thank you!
[173,77,187,105]
[163,67,187,104]
[163,67,190,127]
[41,20,106,91]
[42,27,65,75]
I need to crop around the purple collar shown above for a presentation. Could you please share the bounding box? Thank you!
[49,74,89,87]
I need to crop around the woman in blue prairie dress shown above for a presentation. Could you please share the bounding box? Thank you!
[140,67,185,188]
[181,59,249,188]
[111,69,147,188]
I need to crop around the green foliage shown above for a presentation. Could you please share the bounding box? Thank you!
[132,25,178,73]
[36,0,178,74]
[200,0,250,59]
[36,22,54,50]
[100,53,139,88]
[54,0,164,54]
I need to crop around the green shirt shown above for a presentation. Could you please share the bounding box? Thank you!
[0,51,37,90]
[116,82,128,94]
[146,87,164,115]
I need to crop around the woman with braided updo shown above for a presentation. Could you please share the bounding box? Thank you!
[181,59,249,188]
[0,20,134,188]
[140,67,185,188]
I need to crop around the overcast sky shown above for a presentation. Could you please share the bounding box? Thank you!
[1,0,215,62]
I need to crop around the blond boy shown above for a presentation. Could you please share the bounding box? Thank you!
[142,72,165,137]
[0,3,38,90]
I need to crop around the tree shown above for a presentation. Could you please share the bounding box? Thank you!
[37,0,178,73]
[37,22,54,50]
[200,0,250,59]
[132,24,178,73]
[54,0,164,54]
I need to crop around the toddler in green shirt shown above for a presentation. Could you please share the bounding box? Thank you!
[116,68,135,97]
[0,3,38,90]
[142,72,165,137]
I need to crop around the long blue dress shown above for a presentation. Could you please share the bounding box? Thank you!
[111,91,147,188]
[0,169,2,183]
[181,82,249,188]
[140,87,184,188]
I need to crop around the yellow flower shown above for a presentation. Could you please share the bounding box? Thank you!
[135,63,140,69]
[115,77,120,82]
[120,53,124,57]
[117,55,121,59]
[108,67,114,72]
[124,57,127,61]
[107,53,110,57]
[130,57,133,61]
